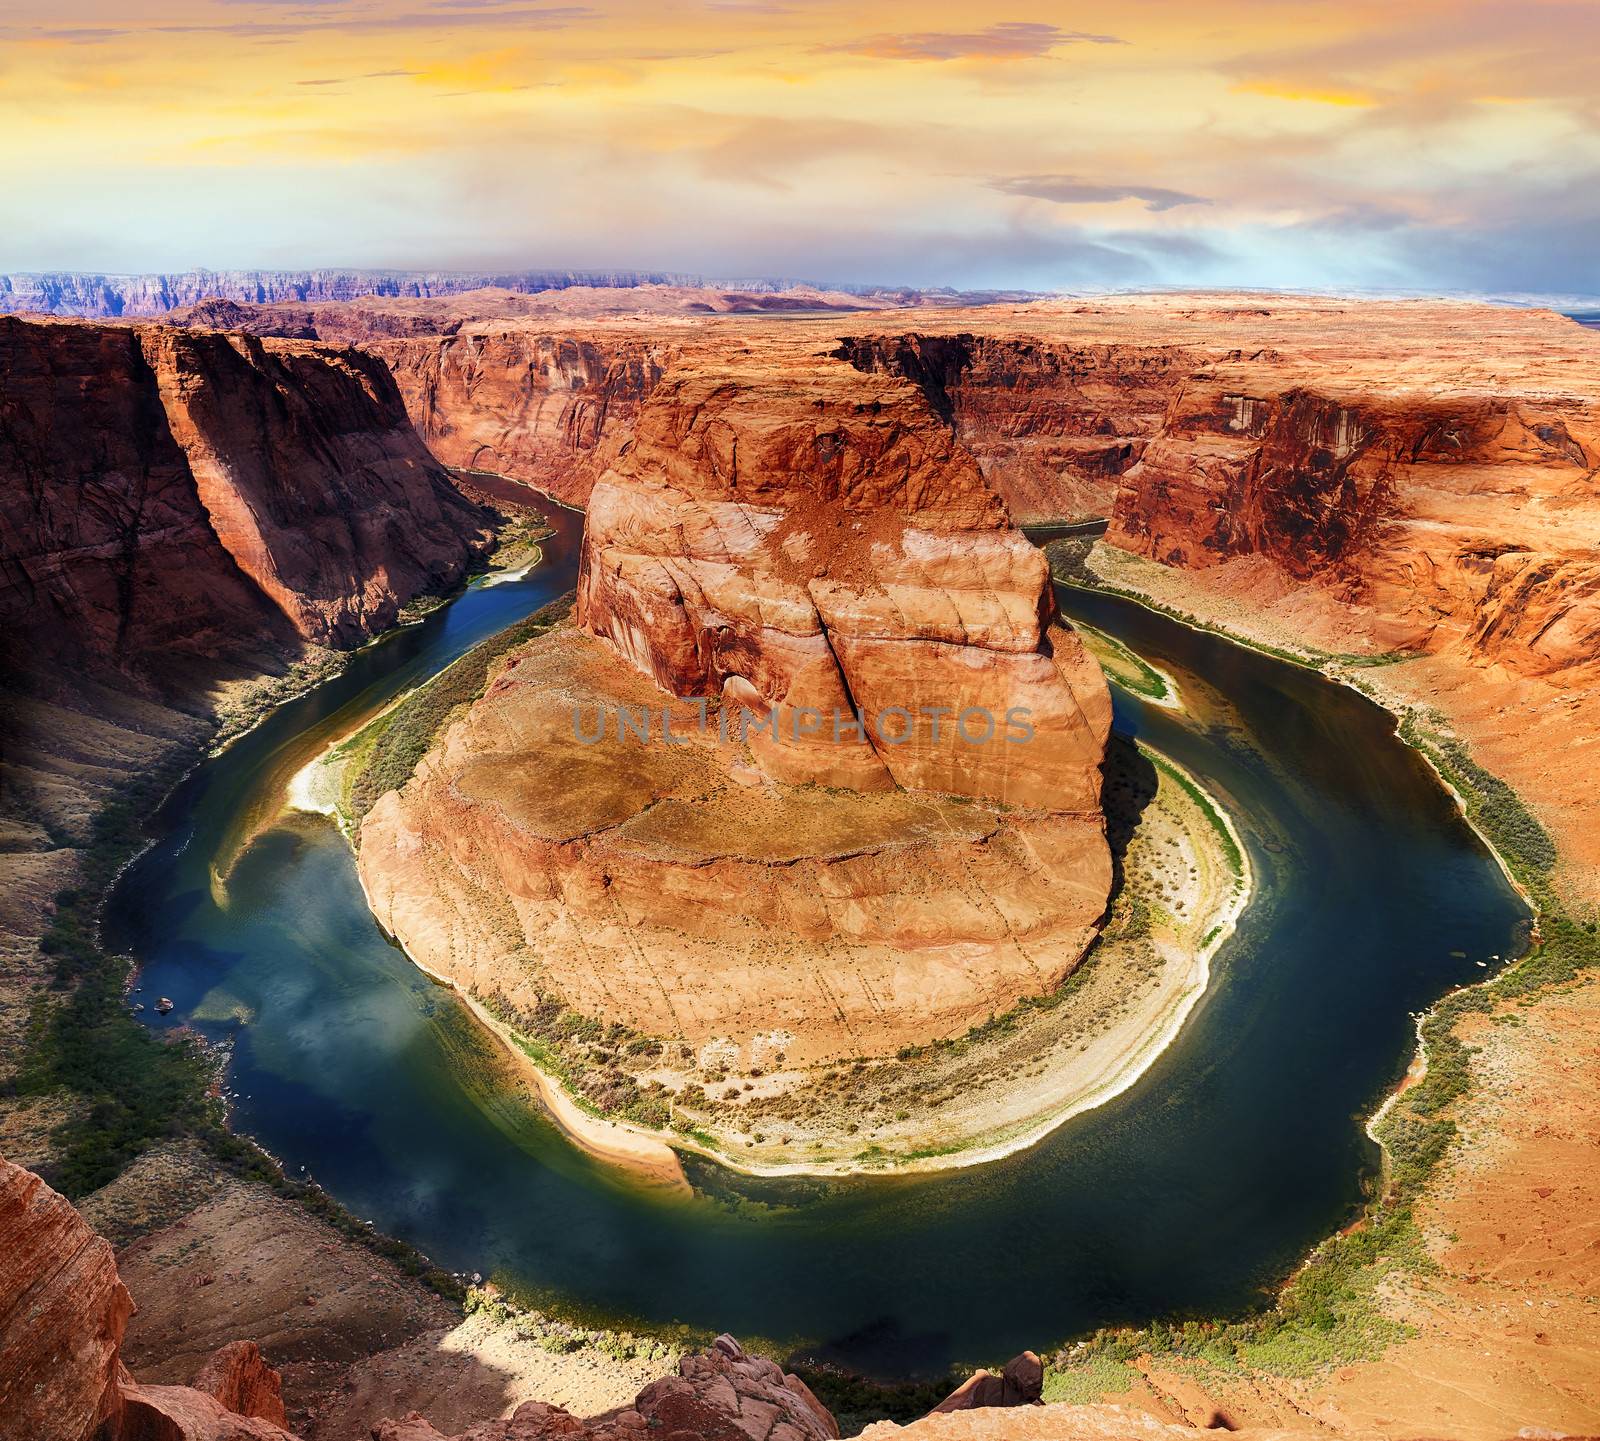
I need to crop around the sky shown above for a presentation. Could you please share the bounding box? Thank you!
[3,0,1598,293]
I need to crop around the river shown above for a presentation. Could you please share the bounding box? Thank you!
[109,497,1528,1376]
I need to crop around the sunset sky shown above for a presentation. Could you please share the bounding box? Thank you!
[4,0,1597,293]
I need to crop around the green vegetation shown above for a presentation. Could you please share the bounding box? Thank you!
[475,512,554,578]
[463,1285,681,1367]
[1145,749,1244,880]
[1042,1354,1139,1403]
[1048,1205,1422,1390]
[786,1366,964,1436]
[1368,707,1599,1198]
[1399,707,1558,882]
[13,760,216,1196]
[479,991,679,1132]
[210,646,349,751]
[342,591,573,822]
[1072,618,1175,704]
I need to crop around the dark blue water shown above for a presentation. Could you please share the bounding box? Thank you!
[109,506,1528,1376]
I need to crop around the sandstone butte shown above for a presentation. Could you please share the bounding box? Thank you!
[356,339,1116,1070]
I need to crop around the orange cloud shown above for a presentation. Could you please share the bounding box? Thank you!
[822,21,1123,62]
[1233,80,1377,108]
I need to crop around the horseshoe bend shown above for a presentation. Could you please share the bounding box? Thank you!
[2,286,1597,1440]
[349,343,1143,1170]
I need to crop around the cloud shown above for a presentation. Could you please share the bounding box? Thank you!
[150,5,593,38]
[990,175,1211,212]
[826,22,1123,63]
[297,70,426,84]
[26,27,128,43]
[1219,0,1600,124]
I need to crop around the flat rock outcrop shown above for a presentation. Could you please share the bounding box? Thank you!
[358,343,1112,1072]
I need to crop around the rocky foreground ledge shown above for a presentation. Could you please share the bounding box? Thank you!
[2,1152,1397,1441]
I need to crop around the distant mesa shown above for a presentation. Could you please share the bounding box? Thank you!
[0,267,1035,320]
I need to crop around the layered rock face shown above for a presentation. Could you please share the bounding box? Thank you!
[835,332,1188,524]
[1109,373,1600,677]
[0,318,298,687]
[0,1156,294,1441]
[835,300,1600,690]
[358,347,1112,1067]
[576,356,1110,805]
[369,329,674,508]
[0,1158,133,1441]
[0,316,494,679]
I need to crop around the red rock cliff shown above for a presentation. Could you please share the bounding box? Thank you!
[835,332,1188,525]
[577,346,1110,806]
[368,327,672,508]
[0,316,494,682]
[836,301,1600,686]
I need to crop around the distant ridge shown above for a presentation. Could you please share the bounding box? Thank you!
[0,269,709,318]
[0,268,1027,318]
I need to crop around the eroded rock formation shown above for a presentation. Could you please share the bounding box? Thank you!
[575,354,1110,804]
[0,316,494,673]
[0,1156,835,1441]
[838,299,1600,688]
[0,1159,133,1441]
[357,343,1113,1073]
[374,1335,839,1441]
[928,1351,1043,1413]
[0,1155,294,1441]
[835,332,1184,524]
[370,329,673,508]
